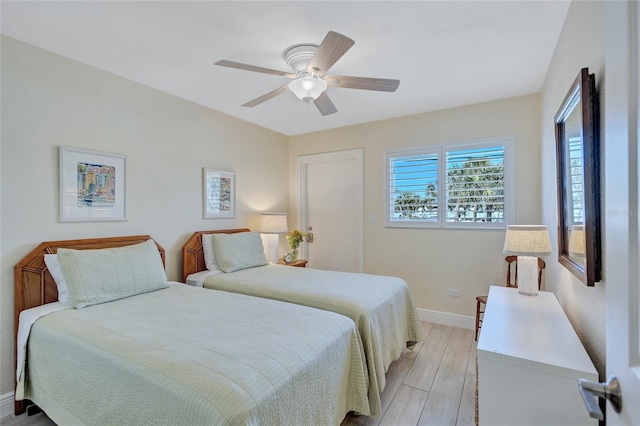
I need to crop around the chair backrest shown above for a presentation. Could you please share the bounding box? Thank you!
[505,255,546,289]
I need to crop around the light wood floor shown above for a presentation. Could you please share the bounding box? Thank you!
[1,322,477,426]
[341,322,477,426]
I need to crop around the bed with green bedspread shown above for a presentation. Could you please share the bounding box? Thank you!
[21,284,370,425]
[199,264,425,417]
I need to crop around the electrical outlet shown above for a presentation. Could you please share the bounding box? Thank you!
[369,212,376,223]
[447,288,460,297]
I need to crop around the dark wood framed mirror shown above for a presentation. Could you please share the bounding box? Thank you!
[555,67,601,286]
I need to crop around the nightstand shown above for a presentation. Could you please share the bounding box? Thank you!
[278,259,308,268]
[477,286,597,425]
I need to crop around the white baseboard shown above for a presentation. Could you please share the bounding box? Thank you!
[0,391,14,419]
[417,308,475,330]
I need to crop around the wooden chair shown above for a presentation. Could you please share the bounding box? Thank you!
[474,255,546,340]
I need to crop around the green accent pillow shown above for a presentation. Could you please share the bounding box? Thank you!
[58,239,169,309]
[211,232,268,273]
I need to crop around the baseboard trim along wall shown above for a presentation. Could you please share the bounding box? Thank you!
[0,392,14,420]
[417,308,475,330]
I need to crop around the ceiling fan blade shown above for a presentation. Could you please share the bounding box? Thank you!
[325,75,400,92]
[313,92,338,116]
[306,31,355,74]
[242,85,290,107]
[215,60,296,78]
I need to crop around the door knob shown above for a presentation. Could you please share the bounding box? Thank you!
[578,375,622,420]
[307,226,314,243]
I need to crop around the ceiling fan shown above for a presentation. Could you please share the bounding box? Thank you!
[215,31,400,116]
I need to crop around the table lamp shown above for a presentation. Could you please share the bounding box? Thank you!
[258,212,288,263]
[503,225,552,296]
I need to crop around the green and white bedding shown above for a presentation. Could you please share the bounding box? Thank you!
[199,264,425,416]
[20,284,370,425]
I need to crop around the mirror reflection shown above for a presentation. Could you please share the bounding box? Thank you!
[562,103,585,267]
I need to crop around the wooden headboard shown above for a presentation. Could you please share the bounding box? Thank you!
[13,235,165,414]
[181,228,250,282]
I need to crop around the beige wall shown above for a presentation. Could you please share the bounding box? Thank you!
[0,37,289,396]
[540,1,605,375]
[289,94,541,320]
[0,0,607,402]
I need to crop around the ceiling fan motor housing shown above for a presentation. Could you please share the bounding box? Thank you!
[284,44,318,74]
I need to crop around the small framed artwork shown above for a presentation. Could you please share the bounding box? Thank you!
[203,168,235,219]
[59,146,127,222]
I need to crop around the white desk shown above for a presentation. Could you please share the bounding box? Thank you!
[477,286,598,425]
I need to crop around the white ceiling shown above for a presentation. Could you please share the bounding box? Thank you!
[1,1,570,136]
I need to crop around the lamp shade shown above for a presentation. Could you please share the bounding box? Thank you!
[503,225,552,256]
[569,224,586,257]
[258,213,288,234]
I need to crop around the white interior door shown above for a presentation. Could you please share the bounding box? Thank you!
[297,149,363,272]
[604,1,639,424]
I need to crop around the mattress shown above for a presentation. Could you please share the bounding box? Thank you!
[22,285,370,425]
[199,264,425,416]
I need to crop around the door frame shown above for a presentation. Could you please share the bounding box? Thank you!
[296,148,364,271]
[604,0,640,423]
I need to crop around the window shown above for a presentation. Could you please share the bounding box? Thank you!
[567,135,584,224]
[385,136,514,229]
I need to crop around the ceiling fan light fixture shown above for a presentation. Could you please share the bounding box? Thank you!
[288,74,327,103]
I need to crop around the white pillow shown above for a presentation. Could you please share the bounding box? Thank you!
[58,239,169,309]
[201,234,222,273]
[211,232,268,273]
[44,254,69,302]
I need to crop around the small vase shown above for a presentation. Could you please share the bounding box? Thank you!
[291,249,298,261]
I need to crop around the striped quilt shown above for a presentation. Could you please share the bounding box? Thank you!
[202,264,425,416]
[23,285,370,425]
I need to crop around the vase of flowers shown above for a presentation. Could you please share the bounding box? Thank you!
[286,229,308,261]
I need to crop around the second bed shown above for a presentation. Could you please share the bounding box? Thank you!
[182,229,425,417]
